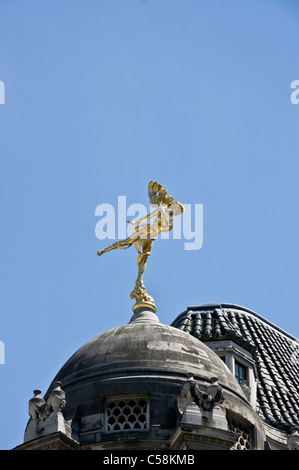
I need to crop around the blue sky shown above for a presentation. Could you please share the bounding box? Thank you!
[0,0,299,450]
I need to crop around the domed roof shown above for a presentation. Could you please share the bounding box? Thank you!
[51,317,244,397]
[39,310,265,448]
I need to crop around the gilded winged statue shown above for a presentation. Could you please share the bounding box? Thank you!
[97,181,184,312]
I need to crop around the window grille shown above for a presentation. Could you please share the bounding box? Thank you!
[105,396,149,432]
[228,416,251,450]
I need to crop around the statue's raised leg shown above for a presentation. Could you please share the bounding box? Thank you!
[97,238,134,257]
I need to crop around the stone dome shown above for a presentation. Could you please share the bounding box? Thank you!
[42,310,265,448]
[52,320,245,394]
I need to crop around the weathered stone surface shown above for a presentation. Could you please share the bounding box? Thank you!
[50,322,246,395]
[24,411,72,443]
[25,318,263,448]
[28,390,47,420]
[288,427,299,450]
[169,424,238,450]
[172,304,299,432]
[16,432,80,450]
[46,381,66,412]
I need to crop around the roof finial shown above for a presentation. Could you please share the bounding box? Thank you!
[97,181,185,314]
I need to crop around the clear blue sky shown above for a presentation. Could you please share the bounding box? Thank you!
[0,0,298,450]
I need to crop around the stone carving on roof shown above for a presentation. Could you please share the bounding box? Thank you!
[25,382,70,443]
[178,374,229,434]
[178,374,224,414]
[172,304,299,431]
[47,381,66,413]
[287,426,299,450]
[28,381,66,421]
[28,389,49,420]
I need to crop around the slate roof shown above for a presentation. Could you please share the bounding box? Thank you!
[171,303,299,431]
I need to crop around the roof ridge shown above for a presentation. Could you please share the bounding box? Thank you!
[172,304,299,431]
[184,304,298,342]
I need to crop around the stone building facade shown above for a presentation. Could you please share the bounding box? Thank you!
[15,303,299,451]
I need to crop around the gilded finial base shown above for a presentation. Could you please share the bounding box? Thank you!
[132,301,157,313]
[130,281,156,313]
[129,303,159,324]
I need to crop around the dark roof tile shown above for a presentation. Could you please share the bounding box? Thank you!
[171,304,299,431]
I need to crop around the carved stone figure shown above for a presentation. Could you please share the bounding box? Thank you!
[178,374,225,415]
[203,377,225,409]
[288,426,299,450]
[240,379,251,402]
[177,375,196,414]
[28,390,48,420]
[46,381,66,412]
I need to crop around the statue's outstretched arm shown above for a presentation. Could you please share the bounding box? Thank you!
[127,208,159,227]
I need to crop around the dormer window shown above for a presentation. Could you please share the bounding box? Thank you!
[235,361,247,385]
[204,340,257,409]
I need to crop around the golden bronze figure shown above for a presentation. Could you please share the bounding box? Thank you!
[97,181,184,312]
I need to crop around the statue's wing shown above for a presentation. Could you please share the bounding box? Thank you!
[148,181,167,205]
[148,181,174,206]
[177,394,189,415]
[193,383,205,406]
[206,384,224,403]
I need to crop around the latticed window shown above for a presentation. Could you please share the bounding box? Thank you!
[228,415,251,450]
[105,396,149,432]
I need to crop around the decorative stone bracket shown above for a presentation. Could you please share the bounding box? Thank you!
[178,375,224,412]
[24,381,71,443]
[288,426,299,450]
[28,381,66,420]
[177,375,227,431]
[172,374,242,449]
